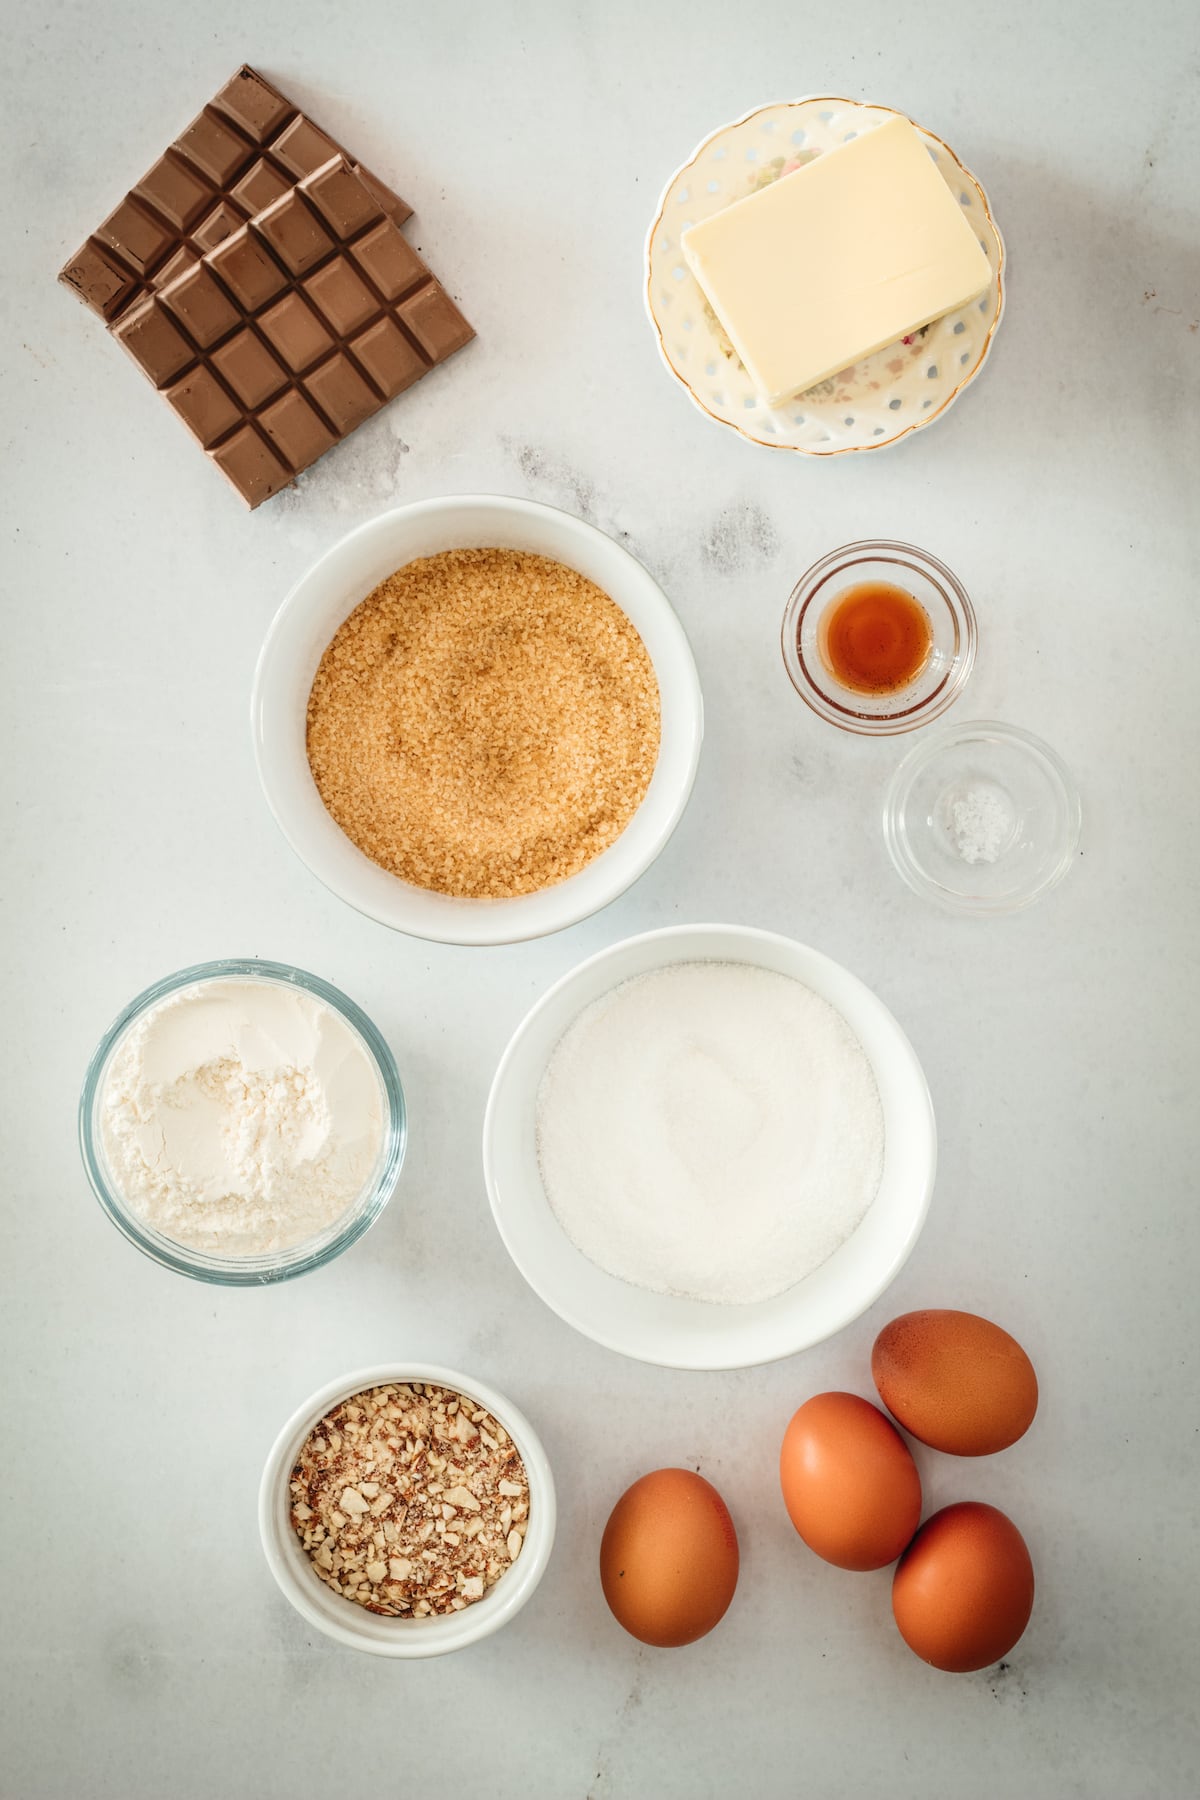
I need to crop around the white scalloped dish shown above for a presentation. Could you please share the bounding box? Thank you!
[645,98,1006,456]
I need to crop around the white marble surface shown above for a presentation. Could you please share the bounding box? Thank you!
[2,2,1198,1794]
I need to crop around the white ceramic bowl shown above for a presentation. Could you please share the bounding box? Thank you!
[483,925,936,1370]
[259,1362,556,1658]
[252,496,703,946]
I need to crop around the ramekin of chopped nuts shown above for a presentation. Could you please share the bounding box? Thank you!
[259,1365,556,1656]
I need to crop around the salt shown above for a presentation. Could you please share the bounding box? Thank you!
[942,782,1015,864]
[535,962,884,1307]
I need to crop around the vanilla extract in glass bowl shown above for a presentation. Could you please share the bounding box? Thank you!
[782,540,977,735]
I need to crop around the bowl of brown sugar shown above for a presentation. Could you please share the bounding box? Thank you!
[252,496,703,944]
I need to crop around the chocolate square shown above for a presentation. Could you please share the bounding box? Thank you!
[113,298,196,386]
[258,389,337,468]
[133,154,213,232]
[165,364,243,446]
[211,67,292,144]
[350,220,425,302]
[399,284,474,361]
[59,242,135,320]
[210,330,289,408]
[230,158,292,216]
[255,192,334,276]
[303,353,379,432]
[349,316,426,398]
[208,228,290,311]
[304,259,378,336]
[302,160,385,240]
[257,291,334,372]
[191,201,244,253]
[271,116,340,180]
[152,245,201,291]
[160,264,242,348]
[210,424,292,504]
[95,198,174,277]
[174,109,255,186]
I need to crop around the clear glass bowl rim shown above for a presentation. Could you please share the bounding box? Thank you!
[780,538,978,736]
[881,719,1083,914]
[78,958,407,1286]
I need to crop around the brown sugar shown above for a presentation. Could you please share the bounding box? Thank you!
[305,548,662,898]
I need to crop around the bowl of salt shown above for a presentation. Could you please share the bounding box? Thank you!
[883,720,1082,914]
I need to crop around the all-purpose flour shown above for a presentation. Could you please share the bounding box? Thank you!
[535,962,884,1305]
[99,978,385,1256]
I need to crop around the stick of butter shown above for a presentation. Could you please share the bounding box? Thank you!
[681,115,992,406]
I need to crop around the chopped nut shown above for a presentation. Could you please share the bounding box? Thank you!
[289,1382,531,1621]
[443,1486,482,1513]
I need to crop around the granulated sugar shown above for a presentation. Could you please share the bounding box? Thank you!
[535,961,884,1306]
[306,548,661,899]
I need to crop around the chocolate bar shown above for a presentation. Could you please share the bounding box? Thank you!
[60,66,411,322]
[106,156,473,505]
[58,68,474,506]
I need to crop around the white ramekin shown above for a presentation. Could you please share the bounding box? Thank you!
[259,1363,556,1657]
[483,924,937,1371]
[251,495,703,946]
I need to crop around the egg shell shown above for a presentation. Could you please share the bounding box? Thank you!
[779,1392,922,1571]
[892,1501,1035,1673]
[599,1468,739,1648]
[872,1309,1038,1456]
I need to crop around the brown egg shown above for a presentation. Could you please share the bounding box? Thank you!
[872,1309,1038,1456]
[892,1501,1035,1672]
[779,1392,922,1571]
[599,1468,739,1647]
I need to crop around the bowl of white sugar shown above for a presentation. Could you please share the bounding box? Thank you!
[79,960,406,1284]
[483,925,935,1369]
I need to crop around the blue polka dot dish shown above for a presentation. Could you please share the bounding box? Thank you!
[644,98,1006,456]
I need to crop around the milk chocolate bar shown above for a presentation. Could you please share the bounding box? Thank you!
[58,69,474,506]
[60,66,411,322]
[106,156,473,505]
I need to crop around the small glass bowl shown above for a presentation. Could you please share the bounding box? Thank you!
[781,540,977,735]
[883,721,1082,914]
[79,959,407,1285]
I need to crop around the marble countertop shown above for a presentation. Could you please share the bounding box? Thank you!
[3,2,1197,1794]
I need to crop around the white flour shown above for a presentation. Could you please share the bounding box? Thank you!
[535,961,884,1306]
[99,978,385,1256]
